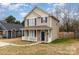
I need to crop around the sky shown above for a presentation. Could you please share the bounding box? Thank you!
[0,3,79,22]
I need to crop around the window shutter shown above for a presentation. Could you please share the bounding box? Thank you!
[27,19,29,26]
[35,18,36,26]
[41,17,43,23]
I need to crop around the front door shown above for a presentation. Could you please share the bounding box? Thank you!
[41,32,45,41]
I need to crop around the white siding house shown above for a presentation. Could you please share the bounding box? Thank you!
[22,7,59,43]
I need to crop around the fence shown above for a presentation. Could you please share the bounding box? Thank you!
[59,32,75,39]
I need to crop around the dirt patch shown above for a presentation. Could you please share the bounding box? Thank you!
[0,38,21,42]
[0,39,79,54]
[0,37,37,45]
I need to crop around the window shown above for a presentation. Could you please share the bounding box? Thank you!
[41,17,48,23]
[30,31,35,37]
[27,19,29,26]
[29,19,32,26]
[27,31,29,36]
[28,19,35,26]
[45,17,47,23]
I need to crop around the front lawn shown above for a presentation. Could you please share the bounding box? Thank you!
[50,38,77,44]
[0,38,79,55]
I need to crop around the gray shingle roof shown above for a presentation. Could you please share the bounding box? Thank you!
[0,21,23,31]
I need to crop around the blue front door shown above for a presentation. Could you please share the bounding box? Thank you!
[41,32,45,41]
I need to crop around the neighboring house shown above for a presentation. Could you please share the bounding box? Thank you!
[22,7,59,43]
[0,21,23,38]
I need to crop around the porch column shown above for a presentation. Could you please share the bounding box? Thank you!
[36,30,40,42]
[48,30,50,38]
[46,30,49,42]
[36,30,37,41]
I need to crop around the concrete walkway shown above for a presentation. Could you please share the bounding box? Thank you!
[0,42,11,47]
[0,42,41,47]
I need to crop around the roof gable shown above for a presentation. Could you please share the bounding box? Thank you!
[25,7,59,22]
[25,7,49,19]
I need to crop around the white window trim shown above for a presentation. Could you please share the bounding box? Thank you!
[29,19,35,26]
[41,17,48,23]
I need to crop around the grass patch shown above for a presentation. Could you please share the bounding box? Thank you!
[50,38,75,44]
[0,39,79,54]
[0,38,79,54]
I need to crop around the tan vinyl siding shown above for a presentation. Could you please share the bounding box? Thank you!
[50,17,59,41]
[25,8,51,27]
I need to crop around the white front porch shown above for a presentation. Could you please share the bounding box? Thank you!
[22,30,52,43]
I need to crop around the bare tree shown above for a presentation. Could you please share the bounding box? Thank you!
[53,4,79,32]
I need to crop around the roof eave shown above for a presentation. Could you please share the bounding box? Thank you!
[49,15,59,22]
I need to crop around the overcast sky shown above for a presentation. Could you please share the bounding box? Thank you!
[0,3,79,22]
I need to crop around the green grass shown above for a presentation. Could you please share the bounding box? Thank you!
[50,38,75,44]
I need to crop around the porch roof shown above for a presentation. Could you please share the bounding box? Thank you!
[23,26,52,30]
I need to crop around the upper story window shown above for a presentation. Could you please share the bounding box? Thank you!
[45,17,47,23]
[41,17,48,23]
[27,19,29,26]
[27,18,36,26]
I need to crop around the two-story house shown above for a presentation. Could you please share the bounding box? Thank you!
[22,7,59,43]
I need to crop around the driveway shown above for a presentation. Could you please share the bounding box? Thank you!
[0,42,12,47]
[0,38,21,47]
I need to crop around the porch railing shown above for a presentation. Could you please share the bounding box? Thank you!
[22,36,37,41]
